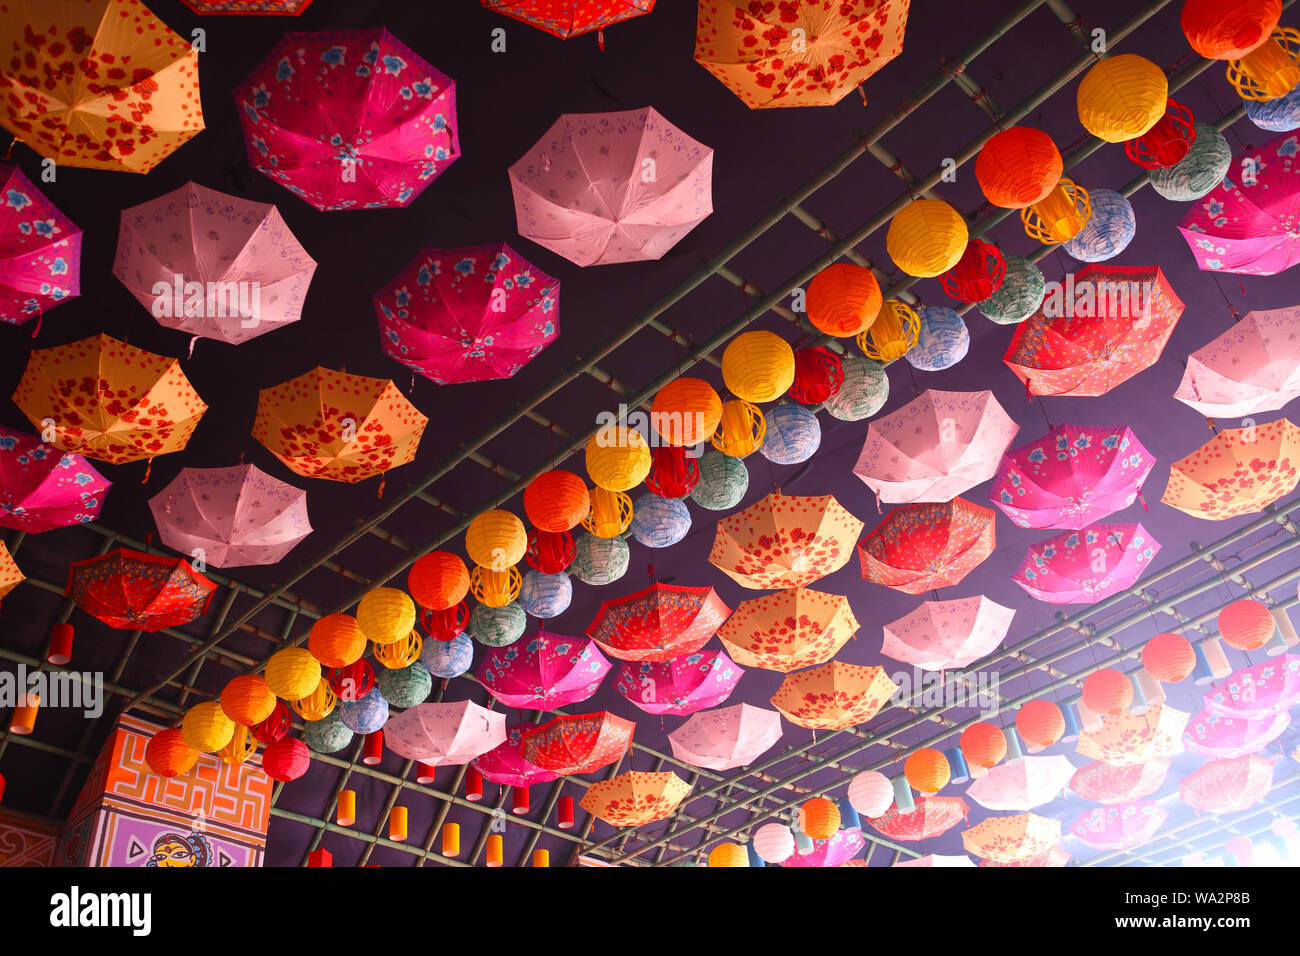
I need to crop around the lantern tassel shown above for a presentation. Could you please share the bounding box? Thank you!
[1136,489,1149,511]
[597,28,605,51]
[30,309,41,339]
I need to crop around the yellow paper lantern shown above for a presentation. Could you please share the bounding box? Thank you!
[652,377,723,446]
[182,701,235,753]
[721,331,795,403]
[1021,179,1092,244]
[585,425,651,492]
[220,674,277,726]
[710,399,767,458]
[707,842,749,866]
[1227,27,1300,100]
[856,299,919,362]
[218,725,258,766]
[308,613,369,668]
[265,647,321,701]
[885,199,968,278]
[583,487,634,538]
[806,263,883,337]
[469,565,523,608]
[290,681,337,722]
[356,587,417,644]
[373,631,423,669]
[1076,54,1168,142]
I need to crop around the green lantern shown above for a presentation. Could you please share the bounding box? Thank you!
[689,450,748,510]
[468,601,527,647]
[824,352,888,422]
[1149,123,1230,202]
[978,255,1044,325]
[302,710,353,754]
[572,533,630,586]
[375,662,433,708]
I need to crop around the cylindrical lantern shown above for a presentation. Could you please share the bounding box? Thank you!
[1148,123,1231,201]
[1062,188,1136,262]
[583,486,635,538]
[408,551,470,610]
[710,399,767,458]
[1125,98,1196,168]
[945,746,971,785]
[798,797,840,840]
[533,849,550,867]
[363,730,383,766]
[806,263,882,337]
[308,848,332,867]
[752,823,795,863]
[356,587,417,645]
[47,623,74,666]
[857,299,920,362]
[976,126,1063,208]
[707,842,748,867]
[837,797,861,832]
[220,673,277,726]
[826,352,888,422]
[442,823,461,857]
[389,806,408,842]
[146,727,198,777]
[1143,632,1196,682]
[571,533,631,586]
[645,445,701,499]
[523,470,589,533]
[794,827,815,855]
[252,699,292,744]
[904,747,950,793]
[518,569,574,616]
[424,602,470,642]
[337,789,356,827]
[585,425,652,492]
[891,775,915,814]
[1082,668,1134,715]
[1129,669,1150,715]
[652,377,722,447]
[1004,726,1024,761]
[938,240,1006,303]
[486,833,504,867]
[1016,700,1065,750]
[416,762,436,784]
[1181,0,1281,59]
[373,631,423,670]
[759,404,820,465]
[469,565,522,609]
[688,451,749,512]
[1135,667,1167,710]
[1076,53,1168,142]
[1269,606,1300,654]
[182,701,234,753]
[308,613,368,668]
[746,844,767,868]
[1021,179,1092,244]
[1227,27,1300,100]
[512,786,530,814]
[906,306,969,372]
[886,199,968,277]
[1060,703,1082,743]
[466,766,484,802]
[558,795,575,828]
[979,255,1045,325]
[1076,698,1104,732]
[1193,638,1232,684]
[848,770,894,818]
[262,737,310,782]
[721,330,795,403]
[787,346,843,405]
[265,646,321,701]
[1218,599,1275,650]
[960,721,1008,770]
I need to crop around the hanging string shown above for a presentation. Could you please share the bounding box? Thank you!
[2,136,14,161]
[30,306,41,339]
[1036,396,1053,431]
[1208,272,1242,322]
[905,362,921,398]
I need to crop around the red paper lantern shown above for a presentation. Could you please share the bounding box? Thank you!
[326,660,375,702]
[1016,700,1065,749]
[1125,99,1196,168]
[512,785,530,814]
[524,470,590,533]
[558,795,575,828]
[525,527,576,573]
[645,445,701,498]
[787,346,844,405]
[466,766,483,801]
[363,730,383,766]
[421,602,468,642]
[1218,599,1275,650]
[262,737,311,782]
[1181,0,1281,59]
[145,727,199,778]
[975,127,1064,208]
[47,623,74,666]
[308,848,332,867]
[904,747,951,793]
[408,551,469,610]
[1142,633,1196,683]
[1082,668,1134,716]
[960,721,1008,769]
[416,762,437,784]
[938,240,1007,304]
[251,699,291,743]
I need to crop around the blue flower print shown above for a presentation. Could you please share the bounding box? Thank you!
[1279,136,1299,157]
[252,84,270,108]
[454,258,476,275]
[321,46,346,66]
[382,55,406,76]
[413,78,434,98]
[5,189,31,211]
[0,436,16,451]
[275,57,294,82]
[49,257,68,275]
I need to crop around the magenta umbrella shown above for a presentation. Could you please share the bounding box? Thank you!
[1183,708,1291,759]
[1013,522,1160,604]
[782,828,865,867]
[967,756,1078,811]
[509,106,713,267]
[0,165,80,326]
[471,721,559,788]
[476,629,612,710]
[881,596,1014,671]
[148,465,311,569]
[373,243,559,384]
[1070,801,1167,851]
[0,425,109,533]
[614,649,743,716]
[384,700,506,765]
[1174,307,1300,417]
[990,424,1156,530]
[1203,655,1300,720]
[667,703,783,771]
[853,389,1019,505]
[235,28,460,211]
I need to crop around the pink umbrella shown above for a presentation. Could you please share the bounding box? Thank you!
[881,596,1015,671]
[373,243,559,384]
[1012,522,1160,604]
[235,28,460,211]
[384,700,506,765]
[0,425,109,533]
[0,165,80,327]
[782,828,864,867]
[1184,708,1291,759]
[112,182,316,347]
[853,389,1019,505]
[989,424,1156,530]
[667,703,783,771]
[894,854,977,867]
[148,465,311,568]
[1203,655,1300,720]
[615,649,743,716]
[509,106,713,267]
[476,629,612,710]
[967,756,1078,811]
[1068,758,1172,804]
[1180,755,1275,814]
[1175,308,1300,417]
[1070,801,1167,850]
[471,721,560,788]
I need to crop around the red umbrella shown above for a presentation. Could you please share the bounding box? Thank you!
[184,0,313,11]
[1180,755,1275,814]
[522,711,635,776]
[868,797,969,842]
[66,548,215,632]
[1067,758,1172,804]
[586,581,730,662]
[857,498,996,595]
[482,0,655,42]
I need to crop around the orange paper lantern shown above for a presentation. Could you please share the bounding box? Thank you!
[806,263,882,337]
[1218,600,1275,651]
[408,552,470,610]
[960,722,1008,769]
[1082,668,1134,716]
[799,797,841,840]
[708,842,749,867]
[582,486,634,538]
[976,127,1064,208]
[1181,0,1281,59]
[652,378,723,447]
[905,747,951,793]
[308,614,368,668]
[1142,633,1196,683]
[524,470,590,533]
[710,399,767,458]
[1016,700,1065,749]
[146,728,199,778]
[220,674,277,727]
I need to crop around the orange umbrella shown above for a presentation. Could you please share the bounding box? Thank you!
[0,0,204,173]
[1161,419,1300,520]
[709,492,862,590]
[579,770,692,827]
[12,334,207,466]
[252,367,428,484]
[0,541,23,605]
[717,587,858,673]
[961,813,1061,864]
[769,660,897,730]
[1075,704,1190,767]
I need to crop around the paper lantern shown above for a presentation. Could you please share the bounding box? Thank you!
[423,603,470,643]
[46,624,73,667]
[629,494,692,548]
[1016,700,1065,749]
[308,614,368,668]
[961,722,1008,770]
[1077,54,1168,142]
[905,748,951,793]
[11,693,41,735]
[1020,178,1092,244]
[1219,600,1275,650]
[857,299,920,362]
[557,796,575,828]
[689,451,749,511]
[799,797,841,840]
[652,378,722,446]
[373,631,422,669]
[290,680,338,722]
[939,240,1006,304]
[486,833,504,866]
[470,565,523,608]
[1244,86,1300,130]
[806,263,882,337]
[586,425,652,492]
[468,602,527,647]
[325,659,375,703]
[375,663,433,708]
[1062,188,1136,262]
[146,728,198,778]
[645,445,701,498]
[711,399,767,457]
[572,534,630,586]
[408,552,470,610]
[708,842,749,867]
[788,347,843,405]
[583,486,635,538]
[519,570,573,617]
[978,256,1045,325]
[337,790,357,827]
[1125,99,1196,168]
[262,737,310,782]
[1182,0,1281,59]
[251,700,291,744]
[524,470,589,533]
[760,405,820,465]
[422,632,474,679]
[906,307,969,371]
[722,331,795,403]
[442,823,460,857]
[304,712,354,756]
[753,823,796,863]
[525,528,576,573]
[848,771,894,818]
[221,674,277,727]
[1148,123,1231,201]
[218,725,257,766]
[308,849,332,867]
[826,353,889,421]
[182,702,235,753]
[976,126,1063,208]
[533,849,549,867]
[886,200,968,278]
[1083,669,1134,716]
[1226,27,1300,100]
[1142,633,1196,682]
[339,690,389,735]
[465,511,528,571]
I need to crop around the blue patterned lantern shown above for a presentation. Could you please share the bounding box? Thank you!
[422,631,474,678]
[690,450,749,511]
[760,404,820,464]
[1245,87,1300,132]
[468,601,526,647]
[571,533,629,586]
[375,662,433,708]
[825,353,888,422]
[338,688,389,735]
[302,710,354,754]
[629,494,691,548]
[978,256,1044,325]
[906,306,969,371]
[518,570,573,617]
[1149,123,1231,201]
[1063,188,1135,262]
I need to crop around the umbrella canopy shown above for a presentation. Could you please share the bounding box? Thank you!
[148,465,311,569]
[12,334,207,466]
[0,542,23,604]
[979,845,1070,867]
[1203,655,1300,720]
[0,165,81,326]
[1183,709,1291,759]
[522,711,635,776]
[716,587,859,673]
[471,721,560,788]
[853,389,1019,504]
[1012,522,1160,604]
[614,650,743,716]
[1005,265,1184,397]
[483,0,654,39]
[183,0,313,11]
[962,813,1062,863]
[374,243,559,385]
[384,700,506,766]
[857,498,996,595]
[65,548,215,632]
[769,661,898,730]
[509,106,713,267]
[1070,801,1167,850]
[586,581,730,662]
[235,28,460,211]
[1175,307,1300,417]
[0,425,109,533]
[868,797,969,842]
[782,828,866,867]
[476,630,612,710]
[989,424,1157,530]
[1180,755,1275,814]
[694,0,910,109]
[1068,757,1172,804]
[0,0,203,173]
[1076,704,1190,767]
[966,755,1078,811]
[252,367,428,483]
[709,492,862,590]
[113,182,316,346]
[579,770,691,827]
[881,595,1014,670]
[894,854,977,867]
[667,703,783,771]
[1161,419,1300,520]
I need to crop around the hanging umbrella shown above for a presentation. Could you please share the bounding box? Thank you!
[65,548,215,631]
[1012,522,1160,605]
[0,0,203,173]
[235,28,460,211]
[1069,801,1167,850]
[509,106,713,267]
[252,367,428,483]
[966,756,1078,811]
[0,165,80,326]
[579,770,691,827]
[962,813,1062,864]
[374,243,559,385]
[1161,419,1300,521]
[782,828,866,867]
[522,711,635,776]
[990,424,1157,530]
[1183,709,1290,759]
[1076,704,1190,767]
[472,721,560,788]
[0,425,109,533]
[183,0,312,11]
[1203,655,1300,720]
[1175,307,1300,417]
[716,587,859,673]
[614,650,742,716]
[868,797,969,842]
[1005,265,1184,397]
[1068,757,1172,804]
[1180,755,1275,814]
[0,542,23,605]
[979,845,1070,867]
[853,389,1019,504]
[483,0,654,41]
[586,581,730,662]
[881,595,1014,670]
[384,700,506,765]
[693,0,910,108]
[895,854,977,867]
[769,661,898,730]
[709,492,863,590]
[667,703,783,771]
[857,498,996,595]
[113,182,316,346]
[475,630,612,710]
[12,334,207,466]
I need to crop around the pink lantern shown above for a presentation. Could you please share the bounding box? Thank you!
[475,630,611,710]
[384,701,506,766]
[966,756,1078,811]
[614,650,743,717]
[1175,307,1300,417]
[1180,755,1275,814]
[0,165,80,326]
[667,703,783,772]
[1203,655,1300,720]
[1184,709,1291,759]
[1068,758,1172,804]
[1012,522,1160,604]
[782,828,864,867]
[471,721,560,788]
[0,425,109,533]
[881,596,1015,671]
[1070,801,1167,850]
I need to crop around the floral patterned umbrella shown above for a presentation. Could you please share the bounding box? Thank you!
[966,756,1078,811]
[881,595,1014,670]
[853,389,1019,504]
[1068,757,1172,804]
[868,797,969,842]
[962,813,1061,864]
[0,542,23,605]
[1012,522,1160,605]
[522,711,635,776]
[1183,709,1291,759]
[614,650,742,716]
[1161,419,1300,520]
[1070,801,1166,850]
[857,498,996,595]
[667,703,784,771]
[65,548,215,631]
[990,424,1157,530]
[1203,655,1300,720]
[471,721,560,788]
[709,492,863,590]
[979,845,1070,867]
[183,0,312,11]
[769,661,898,730]
[0,165,80,326]
[1175,308,1300,417]
[476,630,612,710]
[483,0,654,41]
[586,581,730,662]
[384,700,506,766]
[1075,704,1189,767]
[579,771,691,828]
[235,28,460,211]
[895,854,977,867]
[0,426,109,533]
[716,587,859,673]
[782,828,866,867]
[374,243,559,385]
[1180,755,1275,814]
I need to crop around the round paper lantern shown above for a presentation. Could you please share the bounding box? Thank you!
[1082,668,1134,716]
[806,263,882,337]
[469,565,522,608]
[886,199,968,277]
[220,674,277,726]
[1244,86,1300,131]
[421,631,474,679]
[857,299,920,362]
[524,470,590,533]
[646,445,701,498]
[629,494,692,548]
[978,256,1045,325]
[752,823,796,863]
[146,728,198,777]
[1182,0,1281,59]
[1148,123,1231,201]
[586,425,652,492]
[265,647,322,700]
[799,797,841,840]
[939,240,1006,304]
[711,399,767,458]
[1077,53,1168,142]
[303,710,354,753]
[960,722,1007,769]
[722,331,795,403]
[375,662,433,708]
[519,570,573,617]
[904,747,951,793]
[373,630,422,669]
[583,486,635,538]
[760,404,820,465]
[689,450,749,511]
[289,681,337,721]
[526,528,576,573]
[788,347,843,405]
[465,511,528,571]
[847,770,894,817]
[906,307,969,372]
[468,601,527,647]
[251,700,291,744]
[357,587,417,645]
[408,551,469,610]
[1062,188,1136,262]
[652,377,722,447]
[826,353,888,421]
[1218,599,1275,650]
[182,702,235,753]
[976,126,1064,208]
[262,737,311,782]
[1016,700,1065,749]
[571,533,630,586]
[1142,632,1196,682]
[1020,178,1092,244]
[308,613,368,668]
[707,842,749,867]
[338,689,389,735]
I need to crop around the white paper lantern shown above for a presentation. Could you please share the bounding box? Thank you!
[752,823,796,863]
[847,770,894,818]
